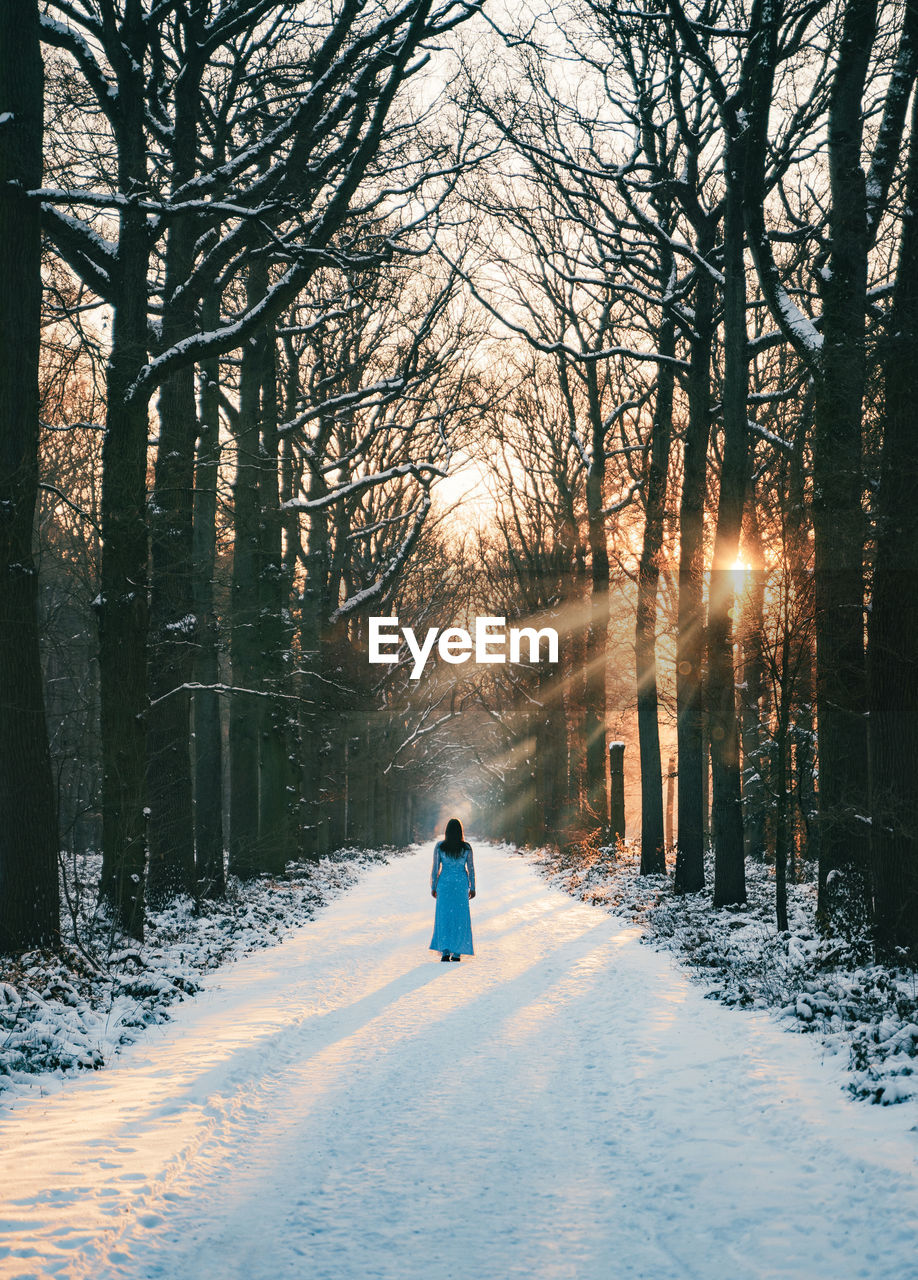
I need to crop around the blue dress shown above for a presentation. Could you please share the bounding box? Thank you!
[429,841,475,956]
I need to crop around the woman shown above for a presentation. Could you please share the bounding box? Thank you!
[429,817,476,961]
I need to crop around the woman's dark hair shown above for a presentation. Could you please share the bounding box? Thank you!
[442,817,465,856]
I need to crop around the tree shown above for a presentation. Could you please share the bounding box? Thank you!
[476,363,588,841]
[0,0,61,952]
[719,0,918,934]
[871,83,918,960]
[39,0,483,929]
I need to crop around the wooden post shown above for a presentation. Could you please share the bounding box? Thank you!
[665,754,676,851]
[609,742,626,843]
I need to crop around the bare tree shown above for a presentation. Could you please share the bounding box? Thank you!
[0,0,61,952]
[871,82,918,959]
[39,0,482,930]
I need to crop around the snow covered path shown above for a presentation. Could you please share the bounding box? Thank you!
[2,845,918,1280]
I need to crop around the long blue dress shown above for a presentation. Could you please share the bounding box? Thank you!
[429,840,475,956]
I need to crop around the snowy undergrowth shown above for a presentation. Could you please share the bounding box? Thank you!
[525,840,918,1105]
[0,846,404,1102]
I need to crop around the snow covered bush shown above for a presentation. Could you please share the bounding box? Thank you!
[0,848,401,1100]
[526,840,918,1105]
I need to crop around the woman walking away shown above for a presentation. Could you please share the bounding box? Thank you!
[429,818,476,961]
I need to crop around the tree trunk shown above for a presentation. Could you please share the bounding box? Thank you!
[323,660,348,854]
[665,754,675,853]
[584,364,609,829]
[256,326,294,875]
[709,159,747,909]
[0,0,61,952]
[811,0,876,936]
[96,36,150,938]
[299,454,331,861]
[146,62,203,905]
[228,265,267,880]
[741,495,768,862]
[675,232,714,895]
[561,531,588,832]
[146,360,198,904]
[355,718,374,846]
[539,660,566,841]
[701,711,710,846]
[774,708,790,934]
[192,330,225,898]
[787,401,816,870]
[636,313,675,875]
[870,91,918,960]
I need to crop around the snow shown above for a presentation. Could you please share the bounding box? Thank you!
[0,851,387,1096]
[529,841,918,1106]
[280,462,445,513]
[746,417,794,453]
[2,845,918,1279]
[163,614,196,634]
[772,280,824,354]
[38,17,119,104]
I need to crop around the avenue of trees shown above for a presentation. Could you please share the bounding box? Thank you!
[1,0,917,965]
[456,0,918,962]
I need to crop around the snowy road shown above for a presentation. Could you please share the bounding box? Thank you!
[2,844,918,1280]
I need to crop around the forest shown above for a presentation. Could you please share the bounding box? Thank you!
[1,0,917,971]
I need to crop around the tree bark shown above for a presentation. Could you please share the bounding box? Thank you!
[256,326,294,875]
[637,312,675,875]
[870,91,918,960]
[774,703,790,934]
[786,404,816,871]
[583,363,609,829]
[740,495,768,862]
[96,9,150,938]
[146,51,203,904]
[539,658,566,840]
[299,453,331,861]
[192,325,225,898]
[675,236,715,895]
[812,0,877,935]
[665,754,675,853]
[709,152,748,909]
[561,525,588,832]
[0,0,61,952]
[228,264,267,880]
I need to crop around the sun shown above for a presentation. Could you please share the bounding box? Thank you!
[730,555,752,590]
